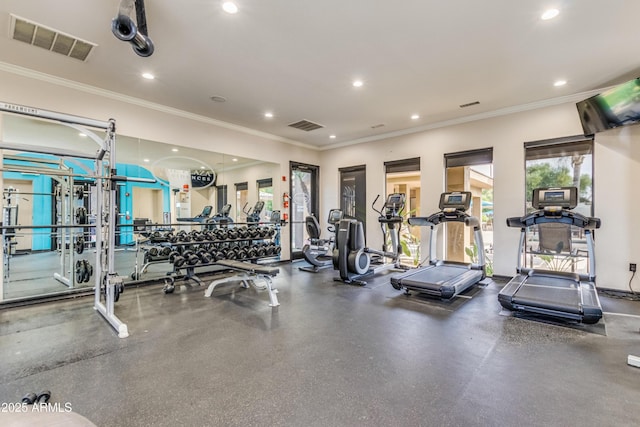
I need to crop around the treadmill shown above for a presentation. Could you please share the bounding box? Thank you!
[498,187,602,324]
[391,191,486,299]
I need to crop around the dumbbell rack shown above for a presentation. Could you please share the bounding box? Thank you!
[130,232,173,280]
[164,224,281,290]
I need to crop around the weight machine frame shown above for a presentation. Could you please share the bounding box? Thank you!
[0,101,129,338]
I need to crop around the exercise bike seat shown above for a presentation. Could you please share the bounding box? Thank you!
[305,215,322,241]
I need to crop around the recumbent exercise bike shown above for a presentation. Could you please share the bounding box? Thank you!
[300,208,343,272]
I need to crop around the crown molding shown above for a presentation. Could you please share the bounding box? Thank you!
[0,61,319,151]
[1,61,612,153]
[322,87,609,150]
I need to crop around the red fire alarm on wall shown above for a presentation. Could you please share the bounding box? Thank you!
[183,184,189,192]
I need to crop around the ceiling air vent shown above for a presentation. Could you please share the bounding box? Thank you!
[9,14,97,61]
[288,119,324,132]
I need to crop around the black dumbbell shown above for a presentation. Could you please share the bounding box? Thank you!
[256,243,267,256]
[200,252,213,264]
[149,247,159,257]
[22,393,37,404]
[161,247,172,256]
[169,251,180,264]
[173,255,186,268]
[186,252,200,265]
[247,247,258,258]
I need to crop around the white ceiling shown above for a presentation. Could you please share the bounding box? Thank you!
[0,0,639,150]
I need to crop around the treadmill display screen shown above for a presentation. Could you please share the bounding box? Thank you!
[328,209,343,222]
[544,191,566,203]
[448,195,463,203]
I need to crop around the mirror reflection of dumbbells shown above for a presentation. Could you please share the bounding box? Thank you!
[148,226,276,244]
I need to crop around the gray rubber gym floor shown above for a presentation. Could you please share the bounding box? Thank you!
[1,262,640,426]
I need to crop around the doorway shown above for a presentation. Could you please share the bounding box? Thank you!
[384,158,420,266]
[290,162,319,260]
[444,148,493,275]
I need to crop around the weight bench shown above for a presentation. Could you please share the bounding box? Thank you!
[204,259,280,307]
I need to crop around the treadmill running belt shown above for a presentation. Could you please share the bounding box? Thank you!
[512,276,581,314]
[401,264,469,285]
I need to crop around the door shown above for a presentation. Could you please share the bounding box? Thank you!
[290,162,319,260]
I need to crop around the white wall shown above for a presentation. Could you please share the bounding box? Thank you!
[593,126,640,291]
[320,103,639,290]
[2,68,638,290]
[215,162,279,222]
[0,69,322,260]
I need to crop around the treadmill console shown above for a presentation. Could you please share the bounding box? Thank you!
[328,208,344,224]
[532,187,577,210]
[218,204,232,217]
[384,193,406,216]
[439,192,471,212]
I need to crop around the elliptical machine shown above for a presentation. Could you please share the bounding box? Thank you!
[333,193,406,285]
[205,204,233,229]
[243,201,265,225]
[300,209,344,273]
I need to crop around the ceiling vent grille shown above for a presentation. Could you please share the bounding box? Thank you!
[288,119,325,132]
[9,14,97,61]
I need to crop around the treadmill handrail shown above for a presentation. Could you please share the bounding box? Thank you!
[520,210,600,230]
[409,210,479,227]
[506,216,525,228]
[407,217,435,227]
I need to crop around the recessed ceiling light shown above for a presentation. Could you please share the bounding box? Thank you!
[411,114,420,120]
[171,148,179,152]
[541,9,559,20]
[264,112,274,118]
[554,79,567,87]
[232,158,238,162]
[78,133,87,137]
[329,135,336,139]
[200,166,206,169]
[143,158,150,162]
[223,2,238,14]
[141,72,155,80]
[352,80,364,88]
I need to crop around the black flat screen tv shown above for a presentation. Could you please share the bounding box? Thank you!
[576,77,640,134]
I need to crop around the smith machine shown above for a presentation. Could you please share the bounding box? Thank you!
[0,101,151,338]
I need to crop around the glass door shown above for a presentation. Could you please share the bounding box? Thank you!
[290,162,319,260]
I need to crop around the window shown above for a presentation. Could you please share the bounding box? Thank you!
[524,135,594,274]
[524,135,593,215]
[257,178,273,221]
